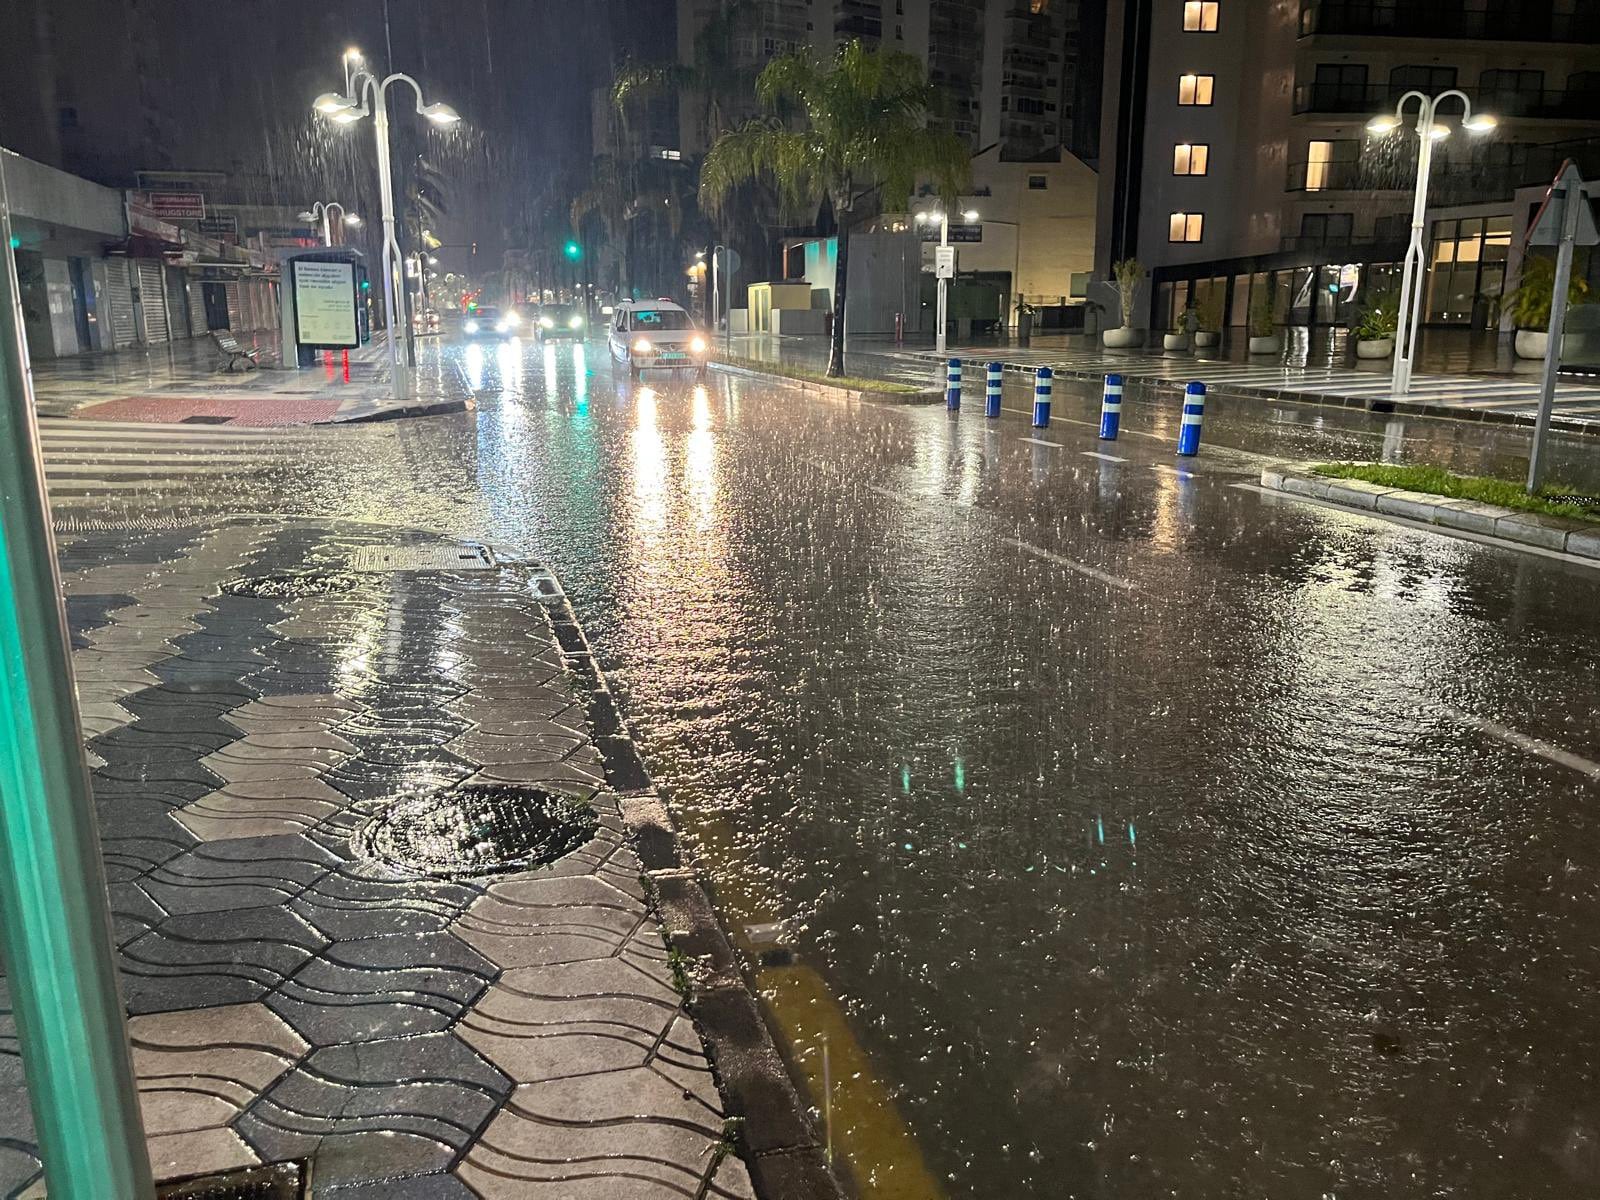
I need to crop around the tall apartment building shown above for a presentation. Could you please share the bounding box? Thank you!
[675,0,1105,162]
[1095,0,1600,332]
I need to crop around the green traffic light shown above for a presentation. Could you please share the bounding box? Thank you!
[563,240,582,261]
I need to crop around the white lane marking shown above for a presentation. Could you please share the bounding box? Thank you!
[41,463,276,477]
[1020,436,1062,448]
[1081,451,1127,463]
[1004,537,1137,591]
[1447,709,1600,781]
[1233,481,1600,571]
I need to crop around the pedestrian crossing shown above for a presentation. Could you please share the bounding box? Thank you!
[912,348,1600,430]
[34,419,336,504]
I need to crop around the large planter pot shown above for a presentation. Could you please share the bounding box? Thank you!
[1016,312,1034,343]
[1162,333,1189,351]
[1515,329,1566,359]
[1355,336,1394,359]
[1102,326,1142,348]
[1248,334,1283,355]
[1194,331,1219,348]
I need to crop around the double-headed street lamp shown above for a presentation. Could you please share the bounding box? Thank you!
[915,206,980,355]
[297,201,362,247]
[313,66,459,401]
[1365,89,1496,396]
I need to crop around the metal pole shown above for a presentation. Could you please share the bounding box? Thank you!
[370,81,410,401]
[710,249,719,338]
[1392,95,1435,397]
[0,143,156,1200]
[1527,164,1583,493]
[321,204,331,247]
[936,213,948,356]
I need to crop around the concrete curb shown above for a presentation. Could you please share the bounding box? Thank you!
[943,354,1600,437]
[329,396,470,424]
[713,359,942,405]
[1260,462,1600,560]
[530,569,846,1200]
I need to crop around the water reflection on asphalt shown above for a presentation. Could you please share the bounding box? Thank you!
[77,336,1600,1197]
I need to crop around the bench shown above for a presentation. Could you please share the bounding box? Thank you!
[210,331,260,372]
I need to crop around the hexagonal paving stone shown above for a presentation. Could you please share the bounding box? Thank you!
[457,957,684,1084]
[451,876,642,970]
[173,778,346,843]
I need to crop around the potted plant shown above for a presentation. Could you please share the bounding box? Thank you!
[1353,288,1399,359]
[1163,304,1193,351]
[1194,291,1224,348]
[1505,254,1591,359]
[1103,258,1145,348]
[1248,284,1281,354]
[1015,297,1035,343]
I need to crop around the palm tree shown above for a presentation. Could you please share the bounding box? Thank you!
[613,0,761,145]
[700,42,968,377]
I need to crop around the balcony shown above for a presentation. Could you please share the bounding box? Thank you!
[1299,1,1600,42]
[1286,159,1406,191]
[1293,82,1600,120]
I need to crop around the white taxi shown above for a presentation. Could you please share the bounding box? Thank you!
[607,299,709,379]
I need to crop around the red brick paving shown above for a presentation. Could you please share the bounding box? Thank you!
[74,395,344,426]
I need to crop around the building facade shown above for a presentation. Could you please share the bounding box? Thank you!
[1095,0,1600,335]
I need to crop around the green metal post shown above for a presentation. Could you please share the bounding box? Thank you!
[0,155,155,1197]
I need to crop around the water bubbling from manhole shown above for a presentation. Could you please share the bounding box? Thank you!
[220,572,358,599]
[361,784,598,876]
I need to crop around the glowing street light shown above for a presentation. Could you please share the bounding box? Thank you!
[313,65,462,400]
[296,200,360,246]
[1365,88,1495,395]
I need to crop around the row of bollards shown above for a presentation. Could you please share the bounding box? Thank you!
[944,359,1206,455]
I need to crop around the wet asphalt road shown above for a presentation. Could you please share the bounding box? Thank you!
[44,334,1600,1197]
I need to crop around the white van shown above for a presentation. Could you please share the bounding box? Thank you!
[607,299,709,379]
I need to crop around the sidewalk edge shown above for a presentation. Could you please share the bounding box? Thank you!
[1259,462,1600,561]
[529,568,846,1200]
[712,359,942,406]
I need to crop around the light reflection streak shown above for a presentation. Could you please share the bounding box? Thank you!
[686,386,717,527]
[632,387,667,528]
[464,343,485,392]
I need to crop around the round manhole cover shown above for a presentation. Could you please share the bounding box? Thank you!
[221,572,358,599]
[361,784,598,876]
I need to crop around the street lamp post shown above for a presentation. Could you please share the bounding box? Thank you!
[297,201,361,247]
[314,73,459,402]
[1366,89,1496,396]
[917,207,979,355]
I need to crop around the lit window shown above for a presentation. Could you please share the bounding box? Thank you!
[1183,1,1218,31]
[1178,74,1215,105]
[1306,140,1332,191]
[1169,212,1204,242]
[1173,143,1209,175]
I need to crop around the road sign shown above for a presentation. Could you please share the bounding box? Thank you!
[935,245,956,279]
[1527,161,1589,492]
[196,215,238,237]
[1529,167,1598,247]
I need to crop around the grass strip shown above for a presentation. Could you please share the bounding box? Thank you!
[712,353,923,395]
[1312,461,1600,524]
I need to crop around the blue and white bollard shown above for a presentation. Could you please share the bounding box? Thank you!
[1032,366,1052,428]
[1177,381,1206,456]
[1099,373,1123,441]
[946,358,961,410]
[985,362,1002,419]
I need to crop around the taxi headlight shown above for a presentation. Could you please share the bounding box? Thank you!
[689,336,707,353]
[632,338,652,354]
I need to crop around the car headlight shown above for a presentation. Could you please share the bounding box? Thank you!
[540,316,554,328]
[505,312,521,326]
[464,320,479,333]
[569,315,583,329]
[689,335,707,353]
[495,321,510,333]
[632,338,652,354]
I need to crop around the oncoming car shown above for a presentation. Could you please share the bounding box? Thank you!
[607,299,708,379]
[537,303,586,342]
[462,306,521,339]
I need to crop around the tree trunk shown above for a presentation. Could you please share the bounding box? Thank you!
[828,209,850,378]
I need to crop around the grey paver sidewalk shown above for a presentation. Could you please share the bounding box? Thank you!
[0,518,752,1198]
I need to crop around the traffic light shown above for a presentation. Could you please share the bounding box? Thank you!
[563,240,582,261]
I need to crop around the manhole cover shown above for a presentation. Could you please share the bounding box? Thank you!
[220,572,358,599]
[362,784,598,876]
[349,543,495,573]
[158,1161,304,1199]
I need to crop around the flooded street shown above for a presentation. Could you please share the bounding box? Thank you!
[49,335,1600,1197]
